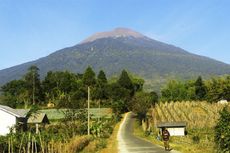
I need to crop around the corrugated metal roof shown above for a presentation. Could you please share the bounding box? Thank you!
[27,112,49,124]
[0,105,27,118]
[157,122,186,128]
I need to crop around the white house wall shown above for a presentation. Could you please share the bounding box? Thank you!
[168,127,185,136]
[0,110,16,135]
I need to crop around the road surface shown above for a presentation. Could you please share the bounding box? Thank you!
[117,112,180,153]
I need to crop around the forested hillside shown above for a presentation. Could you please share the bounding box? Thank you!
[0,28,229,90]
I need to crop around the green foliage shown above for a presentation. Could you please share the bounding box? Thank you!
[118,70,134,91]
[97,70,107,85]
[161,80,194,101]
[83,66,96,87]
[91,118,114,138]
[96,138,107,150]
[24,65,43,105]
[108,83,131,102]
[111,100,127,116]
[192,135,200,144]
[131,92,152,122]
[0,65,142,113]
[161,75,230,102]
[1,80,27,108]
[195,76,207,100]
[206,76,230,102]
[215,106,230,152]
[149,91,159,106]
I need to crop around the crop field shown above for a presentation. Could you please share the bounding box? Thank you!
[153,101,230,128]
[149,101,230,153]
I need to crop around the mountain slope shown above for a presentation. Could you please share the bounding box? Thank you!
[0,28,229,88]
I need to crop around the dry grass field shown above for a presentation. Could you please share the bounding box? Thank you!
[149,101,230,153]
[154,101,229,128]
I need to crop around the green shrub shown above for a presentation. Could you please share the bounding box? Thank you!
[96,139,107,149]
[215,106,230,152]
[67,135,93,152]
[192,135,200,144]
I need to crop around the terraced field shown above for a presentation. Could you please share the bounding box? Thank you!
[153,101,229,128]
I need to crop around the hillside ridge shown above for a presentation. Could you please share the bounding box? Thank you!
[0,27,229,89]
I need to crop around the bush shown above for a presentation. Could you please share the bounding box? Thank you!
[96,138,107,150]
[192,135,200,144]
[215,106,230,152]
[67,135,93,152]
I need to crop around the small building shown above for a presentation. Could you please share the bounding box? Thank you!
[0,105,27,135]
[218,100,228,105]
[27,112,49,124]
[0,105,50,135]
[157,122,186,136]
[27,112,49,133]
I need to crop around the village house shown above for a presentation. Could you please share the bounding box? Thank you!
[27,112,49,133]
[0,105,50,135]
[157,122,187,136]
[0,105,27,135]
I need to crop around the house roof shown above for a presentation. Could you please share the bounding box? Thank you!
[0,105,27,118]
[27,112,49,124]
[157,122,186,128]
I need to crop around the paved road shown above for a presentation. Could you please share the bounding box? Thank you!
[117,112,179,153]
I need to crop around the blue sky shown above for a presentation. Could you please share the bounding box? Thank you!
[0,0,230,70]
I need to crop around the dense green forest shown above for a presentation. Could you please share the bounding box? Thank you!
[0,65,229,112]
[0,65,229,152]
[0,65,157,116]
[161,75,230,102]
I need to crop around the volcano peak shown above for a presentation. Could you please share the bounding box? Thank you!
[81,27,146,44]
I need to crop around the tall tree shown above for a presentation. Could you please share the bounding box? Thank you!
[1,79,27,107]
[93,70,108,100]
[132,92,152,123]
[82,66,96,87]
[24,65,42,105]
[117,70,133,90]
[97,70,107,85]
[195,76,206,100]
[149,91,158,107]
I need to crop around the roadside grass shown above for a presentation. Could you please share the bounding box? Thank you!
[133,118,216,153]
[80,114,123,153]
[98,117,121,153]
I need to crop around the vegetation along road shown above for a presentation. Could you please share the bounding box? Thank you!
[117,112,180,153]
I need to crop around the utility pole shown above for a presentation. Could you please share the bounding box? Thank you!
[87,86,90,135]
[32,70,35,105]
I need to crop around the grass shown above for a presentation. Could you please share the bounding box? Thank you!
[98,117,120,153]
[81,114,124,153]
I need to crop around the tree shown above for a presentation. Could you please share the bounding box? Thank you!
[42,71,80,106]
[195,76,206,100]
[132,92,152,123]
[92,70,108,100]
[24,65,42,105]
[149,91,158,107]
[97,70,107,85]
[215,106,230,152]
[222,76,230,101]
[82,66,96,87]
[1,79,27,107]
[161,80,188,102]
[108,83,131,102]
[117,70,133,90]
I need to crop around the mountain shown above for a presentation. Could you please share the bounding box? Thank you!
[0,28,230,89]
